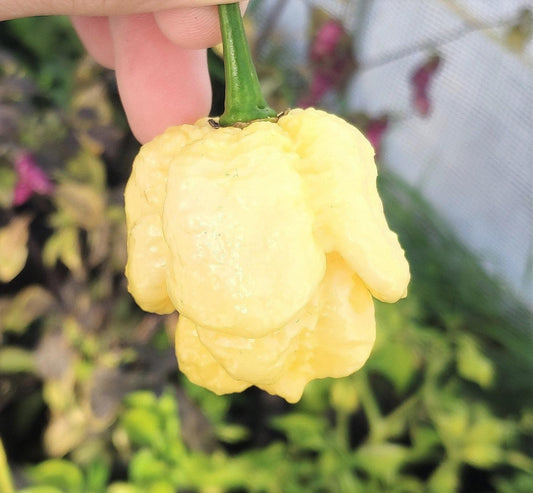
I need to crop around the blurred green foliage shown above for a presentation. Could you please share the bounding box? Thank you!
[0,16,83,107]
[0,12,532,493]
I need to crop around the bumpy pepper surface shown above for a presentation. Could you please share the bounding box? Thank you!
[125,108,410,403]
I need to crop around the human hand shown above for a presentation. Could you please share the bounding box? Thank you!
[0,1,245,143]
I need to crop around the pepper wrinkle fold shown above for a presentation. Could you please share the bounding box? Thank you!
[125,108,410,403]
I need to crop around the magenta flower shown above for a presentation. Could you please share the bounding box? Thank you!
[410,54,442,117]
[364,116,389,157]
[12,152,54,206]
[310,19,346,63]
[299,18,356,108]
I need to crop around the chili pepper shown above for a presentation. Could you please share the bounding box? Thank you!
[124,4,410,402]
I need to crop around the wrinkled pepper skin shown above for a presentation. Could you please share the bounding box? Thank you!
[125,108,410,403]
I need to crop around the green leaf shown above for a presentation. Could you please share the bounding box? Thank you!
[297,378,332,413]
[107,483,142,493]
[84,458,110,493]
[123,391,158,411]
[506,451,533,473]
[42,225,83,276]
[271,413,328,451]
[5,17,81,61]
[107,483,143,493]
[330,378,359,413]
[129,450,169,486]
[215,423,249,443]
[120,408,164,451]
[147,481,175,493]
[0,347,35,373]
[4,17,83,107]
[428,460,460,493]
[26,459,83,492]
[461,407,513,468]
[157,391,179,422]
[352,443,410,481]
[64,151,106,192]
[410,425,440,456]
[0,165,16,208]
[432,400,469,445]
[466,409,513,447]
[367,341,417,393]
[181,379,230,424]
[462,443,502,469]
[18,487,63,493]
[495,472,533,493]
[456,335,494,388]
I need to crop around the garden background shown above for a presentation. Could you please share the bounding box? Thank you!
[1,0,532,491]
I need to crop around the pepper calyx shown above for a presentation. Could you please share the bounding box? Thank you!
[218,3,277,127]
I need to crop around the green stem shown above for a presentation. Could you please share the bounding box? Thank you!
[335,409,350,451]
[218,3,277,126]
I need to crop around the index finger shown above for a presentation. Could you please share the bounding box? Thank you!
[0,0,238,20]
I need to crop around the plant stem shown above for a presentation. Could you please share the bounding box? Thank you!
[335,409,350,451]
[356,372,384,443]
[218,3,277,126]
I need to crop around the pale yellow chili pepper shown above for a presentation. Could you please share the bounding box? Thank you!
[124,107,410,403]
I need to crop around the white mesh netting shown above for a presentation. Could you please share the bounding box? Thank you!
[252,0,533,308]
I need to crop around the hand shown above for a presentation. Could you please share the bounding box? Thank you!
[1,1,245,143]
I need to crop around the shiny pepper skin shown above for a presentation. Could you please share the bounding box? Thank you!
[125,108,410,403]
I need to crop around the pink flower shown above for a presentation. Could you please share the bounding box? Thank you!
[310,20,346,63]
[364,117,389,157]
[299,18,357,108]
[12,153,54,206]
[410,54,442,117]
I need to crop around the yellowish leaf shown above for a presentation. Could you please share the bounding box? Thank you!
[0,285,54,333]
[44,408,88,457]
[463,443,502,469]
[43,226,84,279]
[0,215,31,282]
[71,57,113,127]
[0,166,16,208]
[70,58,118,155]
[330,378,359,413]
[88,223,111,267]
[456,334,494,388]
[0,347,36,373]
[55,182,105,230]
[64,150,107,193]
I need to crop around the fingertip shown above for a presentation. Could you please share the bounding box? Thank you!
[154,2,248,49]
[110,14,212,143]
[70,16,115,69]
[154,6,222,49]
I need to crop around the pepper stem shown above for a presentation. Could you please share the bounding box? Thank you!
[218,3,277,127]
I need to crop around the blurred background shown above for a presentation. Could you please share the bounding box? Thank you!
[1,1,532,492]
